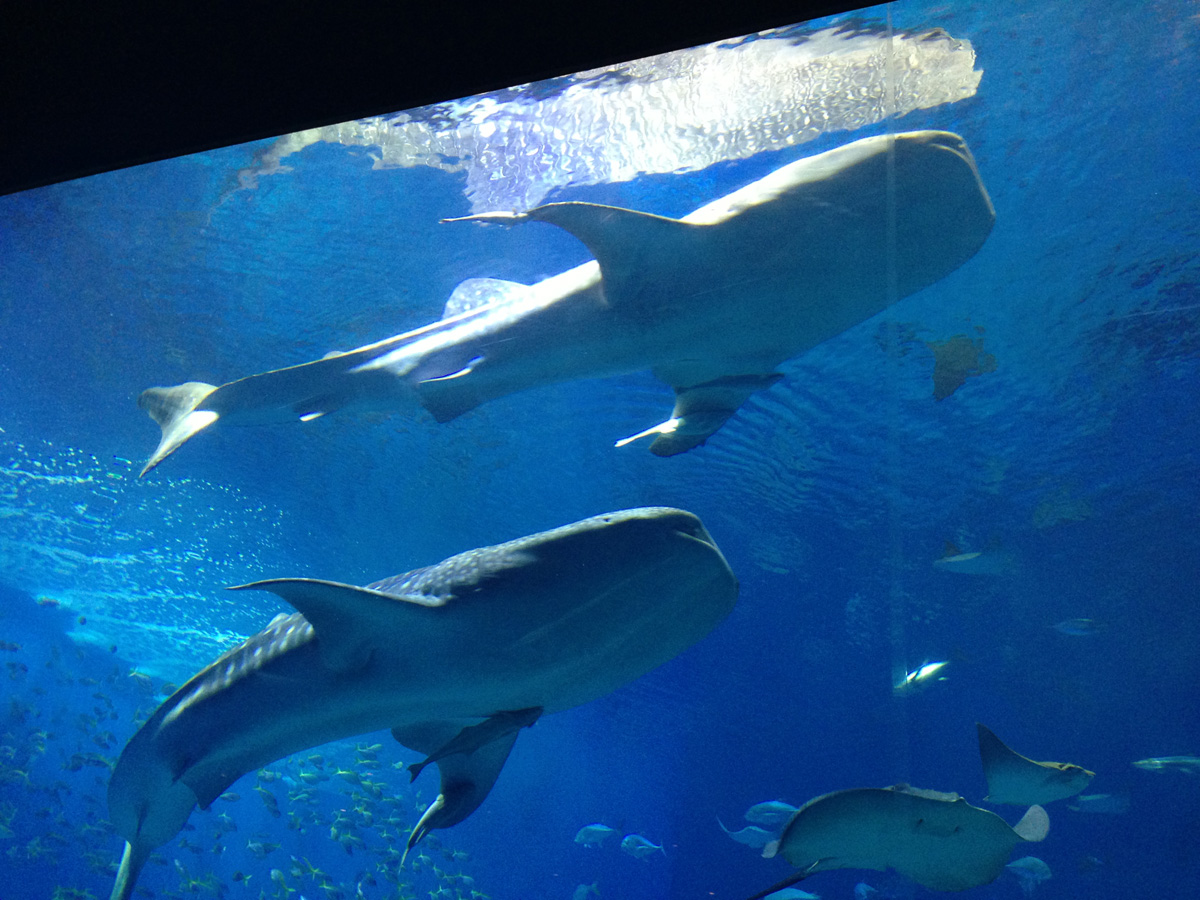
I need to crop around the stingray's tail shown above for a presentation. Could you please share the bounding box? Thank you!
[109,839,151,900]
[137,382,219,477]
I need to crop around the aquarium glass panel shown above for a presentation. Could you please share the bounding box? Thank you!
[1,3,1197,900]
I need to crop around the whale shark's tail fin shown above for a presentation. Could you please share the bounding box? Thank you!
[137,382,219,477]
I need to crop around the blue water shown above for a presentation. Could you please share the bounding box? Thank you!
[1,2,1199,899]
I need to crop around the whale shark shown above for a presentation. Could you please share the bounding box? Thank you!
[104,507,737,900]
[137,129,994,476]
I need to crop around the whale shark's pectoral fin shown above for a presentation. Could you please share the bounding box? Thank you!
[229,577,450,673]
[137,382,219,477]
[394,719,524,863]
[618,373,783,456]
[407,707,542,782]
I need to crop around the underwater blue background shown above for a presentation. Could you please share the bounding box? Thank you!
[1,2,1198,899]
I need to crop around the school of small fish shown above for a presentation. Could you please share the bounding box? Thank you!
[0,633,490,900]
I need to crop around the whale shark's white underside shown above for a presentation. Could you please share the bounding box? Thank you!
[105,507,738,900]
[137,130,994,476]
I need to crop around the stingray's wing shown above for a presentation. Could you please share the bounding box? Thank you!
[977,723,1093,805]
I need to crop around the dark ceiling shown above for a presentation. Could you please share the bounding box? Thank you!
[1,0,870,196]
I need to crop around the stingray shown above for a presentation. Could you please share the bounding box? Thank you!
[977,723,1094,805]
[104,507,737,900]
[136,129,994,476]
[746,785,1049,898]
[925,333,997,400]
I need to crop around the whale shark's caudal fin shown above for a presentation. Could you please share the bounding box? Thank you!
[108,839,151,900]
[137,382,219,477]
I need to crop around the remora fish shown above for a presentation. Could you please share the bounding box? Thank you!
[105,507,737,900]
[750,785,1049,898]
[977,723,1094,805]
[137,130,994,476]
[406,706,542,782]
[719,818,778,848]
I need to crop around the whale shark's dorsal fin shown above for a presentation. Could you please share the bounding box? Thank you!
[519,202,700,308]
[463,202,789,452]
[447,204,697,310]
[394,718,524,862]
[137,382,219,477]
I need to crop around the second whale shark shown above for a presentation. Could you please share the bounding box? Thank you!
[137,129,994,476]
[104,507,737,900]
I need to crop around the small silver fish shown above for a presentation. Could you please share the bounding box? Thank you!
[573,824,615,848]
[1052,618,1103,636]
[620,833,665,859]
[1133,755,1200,774]
[1005,855,1051,888]
[893,660,949,694]
[246,841,279,859]
[743,800,799,828]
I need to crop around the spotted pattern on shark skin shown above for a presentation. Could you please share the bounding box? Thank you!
[365,544,539,604]
[163,614,314,727]
[104,508,739,900]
